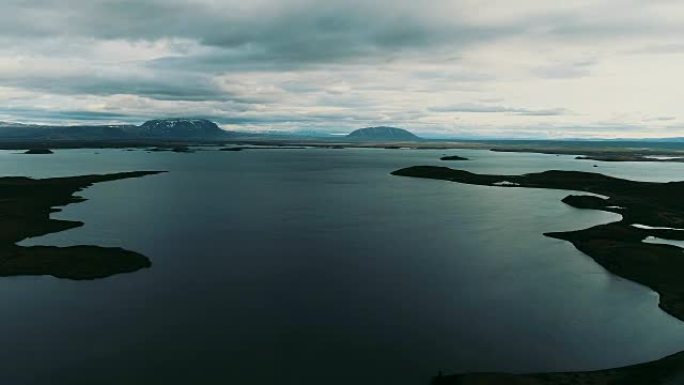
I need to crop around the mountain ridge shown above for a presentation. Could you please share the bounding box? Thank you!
[0,118,231,141]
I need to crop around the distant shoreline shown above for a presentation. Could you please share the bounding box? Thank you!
[3,138,684,163]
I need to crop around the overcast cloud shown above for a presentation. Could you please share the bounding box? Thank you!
[1,0,683,138]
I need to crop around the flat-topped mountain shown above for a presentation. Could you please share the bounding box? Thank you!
[346,126,420,141]
[0,119,231,141]
[137,119,225,139]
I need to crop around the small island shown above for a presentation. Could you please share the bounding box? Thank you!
[171,145,193,153]
[150,145,193,153]
[440,155,469,161]
[392,166,684,383]
[24,148,53,154]
[0,171,164,279]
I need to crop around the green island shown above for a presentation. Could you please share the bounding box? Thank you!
[391,165,684,384]
[23,148,54,155]
[219,146,245,151]
[149,145,194,153]
[440,155,470,161]
[0,171,164,280]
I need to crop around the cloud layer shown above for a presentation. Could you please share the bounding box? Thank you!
[1,0,683,138]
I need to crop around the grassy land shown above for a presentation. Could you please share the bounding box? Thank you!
[392,166,684,384]
[0,171,164,279]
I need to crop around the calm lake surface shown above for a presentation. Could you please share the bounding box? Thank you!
[4,148,684,384]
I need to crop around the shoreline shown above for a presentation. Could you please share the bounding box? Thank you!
[0,171,165,279]
[392,166,684,384]
[1,138,684,161]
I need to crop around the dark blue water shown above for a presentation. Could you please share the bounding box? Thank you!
[2,148,684,384]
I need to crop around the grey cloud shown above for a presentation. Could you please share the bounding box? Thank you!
[0,71,237,102]
[213,112,375,126]
[0,1,521,67]
[625,43,684,55]
[532,60,596,79]
[0,107,138,123]
[429,104,567,116]
[648,116,677,122]
[1,0,683,137]
[517,109,568,116]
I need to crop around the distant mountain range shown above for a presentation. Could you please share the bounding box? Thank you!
[0,119,230,141]
[0,120,425,143]
[3,119,684,144]
[346,126,420,141]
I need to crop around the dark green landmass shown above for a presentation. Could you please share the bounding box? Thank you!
[1,245,151,280]
[0,171,164,279]
[218,145,309,151]
[24,148,53,154]
[432,350,684,385]
[440,155,469,161]
[391,166,684,383]
[392,166,684,319]
[149,145,194,153]
[171,145,193,153]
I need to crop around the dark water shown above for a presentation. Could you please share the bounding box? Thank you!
[3,148,684,384]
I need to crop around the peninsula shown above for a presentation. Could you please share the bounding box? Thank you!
[0,171,164,279]
[391,165,684,384]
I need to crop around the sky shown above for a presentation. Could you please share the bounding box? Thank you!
[1,0,683,138]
